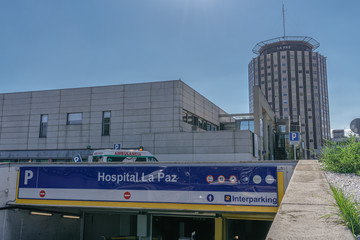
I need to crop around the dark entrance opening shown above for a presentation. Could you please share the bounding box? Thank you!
[226,219,272,240]
[152,216,214,240]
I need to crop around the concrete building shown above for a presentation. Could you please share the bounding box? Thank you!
[248,36,331,158]
[332,129,345,139]
[0,80,275,162]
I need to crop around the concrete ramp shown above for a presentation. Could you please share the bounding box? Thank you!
[266,160,353,240]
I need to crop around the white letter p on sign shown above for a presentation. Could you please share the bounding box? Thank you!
[24,170,33,185]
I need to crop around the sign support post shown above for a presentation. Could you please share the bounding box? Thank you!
[289,132,300,160]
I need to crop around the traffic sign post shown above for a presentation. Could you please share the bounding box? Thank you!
[289,132,300,160]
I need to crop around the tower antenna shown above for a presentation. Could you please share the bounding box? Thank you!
[282,2,286,39]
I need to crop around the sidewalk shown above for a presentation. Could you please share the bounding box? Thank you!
[266,160,354,240]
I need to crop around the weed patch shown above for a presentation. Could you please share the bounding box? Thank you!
[329,184,360,237]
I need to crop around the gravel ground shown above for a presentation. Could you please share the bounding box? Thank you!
[323,169,360,239]
[324,171,360,203]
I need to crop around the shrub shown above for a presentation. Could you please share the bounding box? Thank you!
[319,135,360,174]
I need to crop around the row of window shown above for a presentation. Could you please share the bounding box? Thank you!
[182,110,219,131]
[39,112,111,138]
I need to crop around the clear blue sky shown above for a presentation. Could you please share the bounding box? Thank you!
[1,0,359,130]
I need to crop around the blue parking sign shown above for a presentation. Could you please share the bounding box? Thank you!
[72,154,82,163]
[113,144,121,150]
[289,132,300,144]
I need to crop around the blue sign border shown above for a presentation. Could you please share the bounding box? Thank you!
[17,165,278,207]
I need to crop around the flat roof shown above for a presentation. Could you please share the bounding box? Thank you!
[252,36,320,55]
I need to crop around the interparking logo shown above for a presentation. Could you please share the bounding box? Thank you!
[224,195,231,202]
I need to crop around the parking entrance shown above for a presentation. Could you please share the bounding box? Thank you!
[152,216,214,240]
[225,219,272,240]
[82,211,273,240]
[13,163,286,240]
[84,213,138,240]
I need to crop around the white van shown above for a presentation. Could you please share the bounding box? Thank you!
[89,149,158,163]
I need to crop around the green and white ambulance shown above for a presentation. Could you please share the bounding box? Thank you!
[89,149,158,163]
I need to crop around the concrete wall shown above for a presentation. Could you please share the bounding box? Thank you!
[0,164,17,207]
[180,82,225,128]
[0,164,16,240]
[142,130,255,162]
[0,81,226,157]
[0,81,178,150]
[252,86,276,160]
[266,161,353,239]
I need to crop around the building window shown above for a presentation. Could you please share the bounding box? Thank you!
[102,111,111,136]
[39,114,48,138]
[67,113,82,125]
[193,116,199,126]
[182,110,188,122]
[182,109,218,131]
[240,120,254,132]
[279,125,286,133]
[187,114,193,124]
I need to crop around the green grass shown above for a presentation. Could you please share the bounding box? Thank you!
[329,184,360,237]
